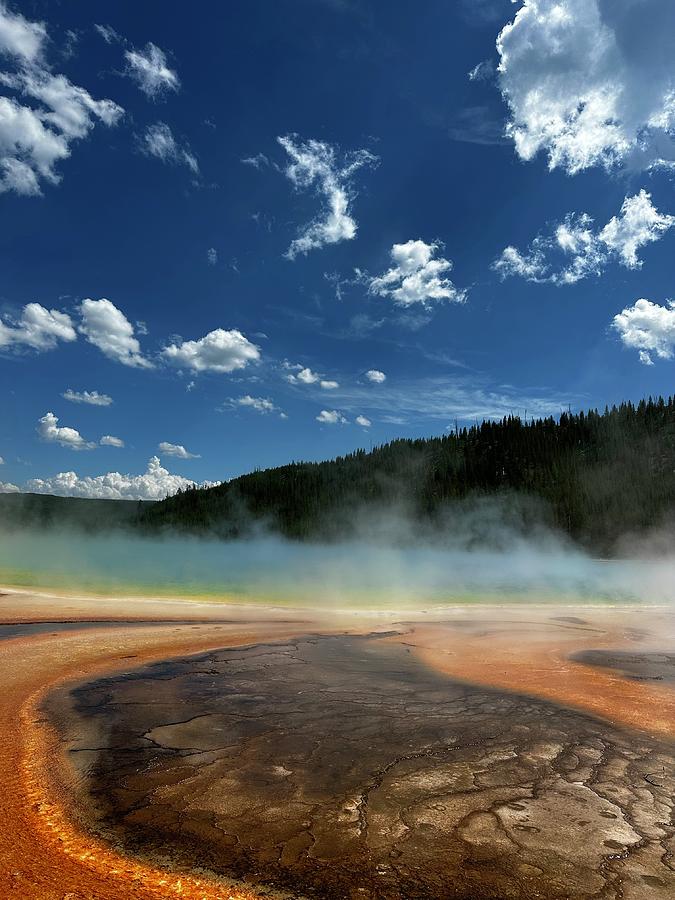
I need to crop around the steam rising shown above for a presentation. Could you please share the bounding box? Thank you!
[1,516,674,607]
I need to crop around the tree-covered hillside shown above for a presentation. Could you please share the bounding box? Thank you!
[137,397,675,552]
[0,492,147,532]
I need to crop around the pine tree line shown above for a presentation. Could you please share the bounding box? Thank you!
[138,396,675,552]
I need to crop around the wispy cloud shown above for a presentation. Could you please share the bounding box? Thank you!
[124,42,179,99]
[224,395,287,418]
[494,191,674,285]
[62,388,113,406]
[141,122,199,174]
[277,134,378,259]
[241,153,269,170]
[322,376,582,426]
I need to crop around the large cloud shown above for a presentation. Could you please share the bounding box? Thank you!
[25,456,215,500]
[0,3,122,194]
[367,240,466,307]
[494,191,674,285]
[78,298,152,369]
[162,328,260,373]
[278,135,378,259]
[612,298,675,365]
[497,0,675,173]
[0,301,76,350]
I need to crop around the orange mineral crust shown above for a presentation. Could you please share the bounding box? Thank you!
[390,606,675,739]
[0,616,323,899]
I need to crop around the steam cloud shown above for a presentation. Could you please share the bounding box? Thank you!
[1,496,674,607]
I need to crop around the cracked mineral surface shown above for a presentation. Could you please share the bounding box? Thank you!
[49,633,675,900]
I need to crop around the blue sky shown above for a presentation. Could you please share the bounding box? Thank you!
[2,0,675,498]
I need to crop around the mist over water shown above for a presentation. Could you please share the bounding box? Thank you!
[0,527,673,606]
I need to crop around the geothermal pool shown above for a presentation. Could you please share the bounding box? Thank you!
[2,530,675,605]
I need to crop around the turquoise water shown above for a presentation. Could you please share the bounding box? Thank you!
[0,530,672,606]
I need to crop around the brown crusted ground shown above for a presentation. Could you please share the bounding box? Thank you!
[0,589,673,899]
[59,632,675,900]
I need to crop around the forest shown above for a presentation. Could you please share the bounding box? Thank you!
[136,396,675,553]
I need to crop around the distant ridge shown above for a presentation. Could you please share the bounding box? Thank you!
[0,493,148,532]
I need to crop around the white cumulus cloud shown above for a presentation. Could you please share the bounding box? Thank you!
[37,411,96,451]
[494,191,674,285]
[0,3,122,195]
[207,247,217,265]
[100,434,124,448]
[79,298,152,369]
[316,409,348,425]
[355,415,371,427]
[124,42,179,99]
[284,363,339,389]
[368,239,466,308]
[365,369,386,383]
[497,0,675,174]
[25,456,214,500]
[277,134,378,259]
[0,480,19,492]
[162,328,260,374]
[0,302,76,350]
[62,388,113,406]
[612,298,675,365]
[158,441,200,459]
[141,122,198,173]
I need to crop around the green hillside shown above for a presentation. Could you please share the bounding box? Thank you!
[137,396,675,553]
